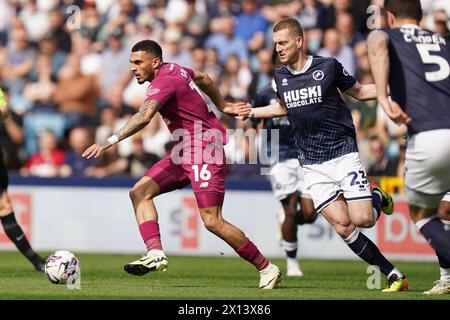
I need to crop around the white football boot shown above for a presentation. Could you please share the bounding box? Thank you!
[259,264,282,289]
[286,259,304,277]
[423,280,450,295]
[124,250,168,276]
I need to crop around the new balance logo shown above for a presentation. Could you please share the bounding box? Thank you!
[199,182,209,188]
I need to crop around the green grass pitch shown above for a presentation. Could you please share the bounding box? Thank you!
[0,252,449,300]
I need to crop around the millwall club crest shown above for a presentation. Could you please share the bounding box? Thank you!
[312,70,324,81]
[282,78,288,86]
[342,67,349,76]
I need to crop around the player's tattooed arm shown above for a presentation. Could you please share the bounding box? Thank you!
[111,99,159,143]
[82,100,159,159]
[367,30,411,124]
[192,70,239,116]
[367,30,390,103]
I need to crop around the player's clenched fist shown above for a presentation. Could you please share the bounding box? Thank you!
[237,103,252,120]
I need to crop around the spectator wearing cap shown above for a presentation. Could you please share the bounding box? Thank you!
[129,11,163,45]
[161,27,193,69]
[205,15,249,66]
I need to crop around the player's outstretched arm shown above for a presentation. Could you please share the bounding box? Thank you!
[191,70,239,116]
[82,100,159,159]
[345,82,377,101]
[367,30,411,124]
[238,101,287,120]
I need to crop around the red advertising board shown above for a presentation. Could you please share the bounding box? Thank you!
[180,197,199,249]
[377,199,434,255]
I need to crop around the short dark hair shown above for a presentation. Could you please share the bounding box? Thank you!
[273,18,303,37]
[131,40,163,59]
[384,0,422,22]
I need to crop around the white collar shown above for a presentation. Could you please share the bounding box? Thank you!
[286,55,313,75]
[400,24,421,29]
[271,79,277,92]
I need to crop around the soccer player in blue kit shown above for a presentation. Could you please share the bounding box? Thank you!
[367,0,450,295]
[239,18,408,292]
[251,51,317,277]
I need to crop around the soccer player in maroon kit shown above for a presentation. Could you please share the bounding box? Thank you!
[83,40,281,289]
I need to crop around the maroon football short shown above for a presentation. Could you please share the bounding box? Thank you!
[145,149,226,208]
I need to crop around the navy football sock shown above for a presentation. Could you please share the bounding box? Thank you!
[438,220,450,269]
[372,191,382,221]
[281,240,298,259]
[1,212,42,265]
[418,217,450,263]
[437,254,450,269]
[343,228,395,276]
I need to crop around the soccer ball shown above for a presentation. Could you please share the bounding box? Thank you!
[44,250,80,284]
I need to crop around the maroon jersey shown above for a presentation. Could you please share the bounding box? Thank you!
[144,63,226,146]
[143,63,227,208]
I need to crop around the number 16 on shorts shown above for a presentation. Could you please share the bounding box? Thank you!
[192,164,211,187]
[188,162,225,195]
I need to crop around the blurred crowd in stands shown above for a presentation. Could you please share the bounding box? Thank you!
[0,0,449,179]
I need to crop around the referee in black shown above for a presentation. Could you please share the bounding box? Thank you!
[0,87,44,271]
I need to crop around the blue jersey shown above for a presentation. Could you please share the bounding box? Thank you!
[384,25,450,135]
[251,81,298,162]
[274,56,358,165]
